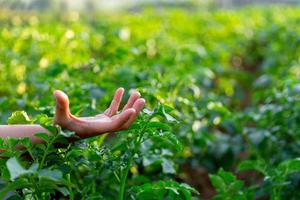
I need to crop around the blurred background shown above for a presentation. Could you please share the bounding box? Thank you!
[1,0,300,199]
[0,0,300,10]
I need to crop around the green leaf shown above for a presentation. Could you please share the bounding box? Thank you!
[42,124,59,135]
[180,183,200,195]
[36,143,47,151]
[34,114,53,126]
[39,169,63,181]
[277,158,300,175]
[209,174,226,191]
[148,121,171,131]
[143,108,153,115]
[237,160,267,175]
[60,130,76,138]
[163,112,178,123]
[162,158,176,174]
[34,133,50,143]
[7,138,20,149]
[155,104,178,123]
[218,168,236,184]
[161,106,178,123]
[228,181,244,192]
[6,157,30,181]
[29,163,39,172]
[7,111,32,124]
[155,131,183,152]
[131,180,198,199]
[142,154,160,166]
[0,179,32,199]
[20,137,32,149]
[56,187,70,196]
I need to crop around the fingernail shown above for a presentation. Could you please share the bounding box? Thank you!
[140,98,146,104]
[128,108,136,113]
[136,91,141,97]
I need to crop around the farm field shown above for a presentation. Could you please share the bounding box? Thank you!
[0,5,300,199]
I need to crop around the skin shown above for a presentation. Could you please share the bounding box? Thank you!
[0,88,145,145]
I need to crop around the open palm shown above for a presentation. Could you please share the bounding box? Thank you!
[53,88,145,138]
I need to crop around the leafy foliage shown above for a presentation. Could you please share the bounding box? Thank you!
[209,168,253,200]
[130,180,199,200]
[0,4,300,199]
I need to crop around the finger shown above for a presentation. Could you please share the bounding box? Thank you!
[122,98,145,129]
[105,87,124,117]
[53,90,70,118]
[110,108,136,130]
[84,109,135,135]
[122,91,141,111]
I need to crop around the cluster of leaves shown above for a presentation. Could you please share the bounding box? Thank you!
[0,105,198,199]
[209,168,253,200]
[208,157,300,200]
[0,4,300,199]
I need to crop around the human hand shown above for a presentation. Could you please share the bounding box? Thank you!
[53,88,145,138]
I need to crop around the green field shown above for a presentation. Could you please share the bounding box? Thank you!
[0,5,300,199]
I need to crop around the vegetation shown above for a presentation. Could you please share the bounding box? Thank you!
[0,5,300,199]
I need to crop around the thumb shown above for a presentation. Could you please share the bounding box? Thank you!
[53,90,70,120]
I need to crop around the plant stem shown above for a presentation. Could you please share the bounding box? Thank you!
[39,134,58,170]
[136,116,151,144]
[27,148,35,162]
[67,174,74,200]
[29,176,42,199]
[118,156,133,200]
[118,116,152,200]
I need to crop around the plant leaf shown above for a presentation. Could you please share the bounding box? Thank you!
[6,157,29,181]
[7,111,32,125]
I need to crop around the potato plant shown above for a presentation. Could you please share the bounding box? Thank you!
[0,4,300,199]
[0,104,198,199]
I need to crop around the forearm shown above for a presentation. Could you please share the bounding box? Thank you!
[0,125,51,145]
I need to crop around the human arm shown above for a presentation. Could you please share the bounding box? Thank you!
[0,88,145,144]
[0,125,50,145]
